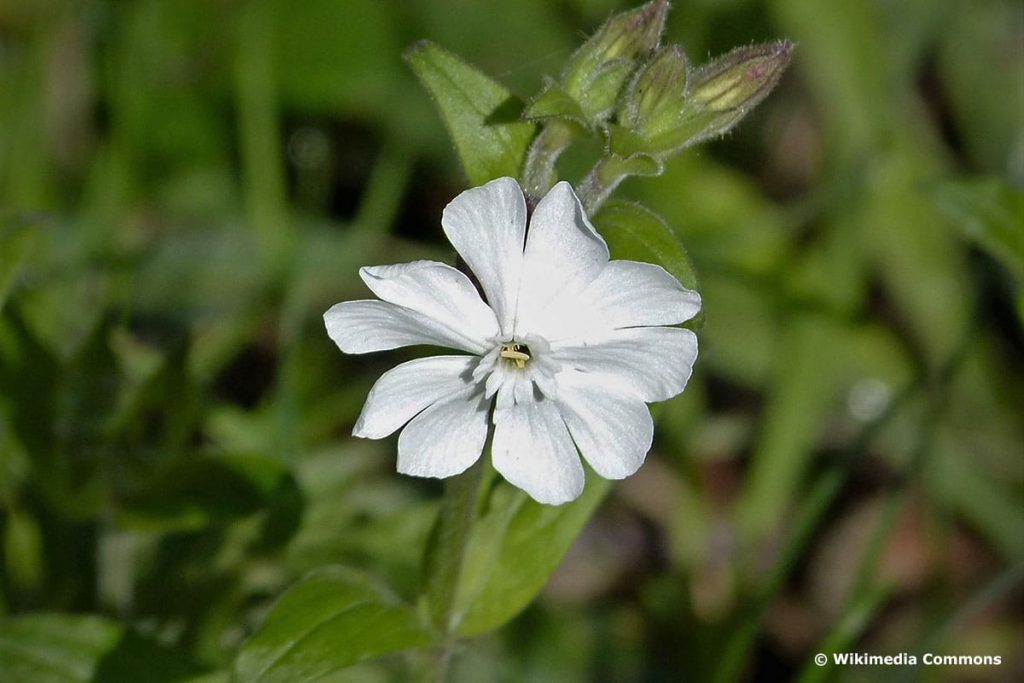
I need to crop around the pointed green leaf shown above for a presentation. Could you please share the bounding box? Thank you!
[405,41,535,185]
[0,614,210,683]
[930,177,1024,279]
[234,566,433,683]
[454,477,610,636]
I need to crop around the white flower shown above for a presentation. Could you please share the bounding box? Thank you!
[324,177,700,505]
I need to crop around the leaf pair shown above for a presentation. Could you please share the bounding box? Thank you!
[228,476,610,681]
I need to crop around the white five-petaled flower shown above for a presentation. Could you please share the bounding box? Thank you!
[324,177,700,505]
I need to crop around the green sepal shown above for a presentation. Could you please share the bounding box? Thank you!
[606,122,656,159]
[601,149,664,178]
[575,58,638,123]
[522,81,589,130]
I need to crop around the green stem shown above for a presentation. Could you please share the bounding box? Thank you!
[422,458,487,681]
[521,121,577,199]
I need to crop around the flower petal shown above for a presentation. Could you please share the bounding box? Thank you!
[441,177,526,337]
[397,387,490,478]
[359,260,500,351]
[552,326,698,402]
[556,370,653,479]
[491,392,584,505]
[514,182,610,339]
[581,260,701,330]
[353,355,478,439]
[324,300,486,354]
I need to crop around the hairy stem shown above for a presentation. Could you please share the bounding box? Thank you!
[521,120,577,199]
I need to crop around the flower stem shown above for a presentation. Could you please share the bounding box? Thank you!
[422,457,487,681]
[577,156,631,215]
[521,120,577,199]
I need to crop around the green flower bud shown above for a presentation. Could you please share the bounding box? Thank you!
[561,0,668,124]
[678,40,793,147]
[621,45,689,139]
[689,41,794,115]
[615,40,793,156]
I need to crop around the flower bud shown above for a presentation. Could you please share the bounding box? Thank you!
[621,46,688,140]
[689,41,793,114]
[560,0,668,123]
[615,39,793,156]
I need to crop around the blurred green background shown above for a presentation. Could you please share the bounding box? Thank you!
[1,0,1022,681]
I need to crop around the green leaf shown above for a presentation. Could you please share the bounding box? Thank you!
[0,215,38,315]
[930,177,1024,279]
[3,507,43,590]
[734,317,846,542]
[454,477,610,636]
[927,432,1024,560]
[0,613,209,683]
[405,41,535,185]
[233,566,433,683]
[594,200,701,293]
[117,452,299,533]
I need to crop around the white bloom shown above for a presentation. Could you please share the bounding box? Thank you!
[324,177,700,505]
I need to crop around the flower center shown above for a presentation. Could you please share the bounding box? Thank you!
[472,334,559,404]
[499,342,531,369]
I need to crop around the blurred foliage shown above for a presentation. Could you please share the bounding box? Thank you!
[0,0,1022,681]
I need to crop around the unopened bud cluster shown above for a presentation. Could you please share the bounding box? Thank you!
[520,0,792,209]
[524,1,668,129]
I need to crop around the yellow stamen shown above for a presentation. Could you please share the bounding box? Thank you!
[500,344,530,369]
